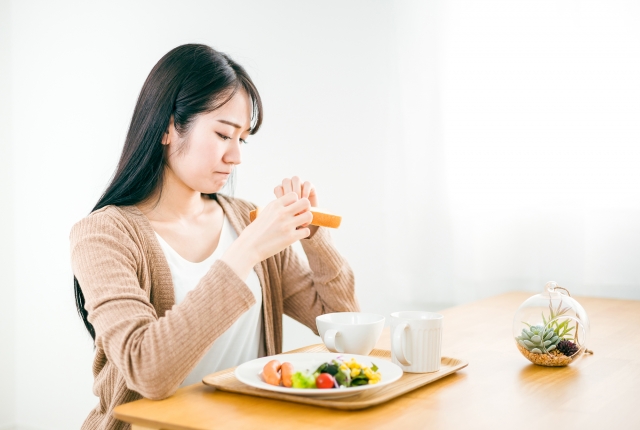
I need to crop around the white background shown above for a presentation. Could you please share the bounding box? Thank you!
[1,1,639,429]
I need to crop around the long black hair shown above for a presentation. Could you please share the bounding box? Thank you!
[74,44,263,341]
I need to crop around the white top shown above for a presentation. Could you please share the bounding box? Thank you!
[155,215,264,387]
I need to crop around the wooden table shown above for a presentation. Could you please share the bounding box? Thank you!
[114,292,640,429]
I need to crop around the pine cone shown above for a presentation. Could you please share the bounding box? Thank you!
[557,340,579,356]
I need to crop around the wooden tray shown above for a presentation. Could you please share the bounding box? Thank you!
[202,344,468,410]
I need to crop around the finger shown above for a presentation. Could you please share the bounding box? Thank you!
[274,185,284,198]
[291,176,302,198]
[278,191,299,207]
[292,208,313,228]
[295,226,311,240]
[286,197,311,215]
[301,181,312,199]
[281,178,293,195]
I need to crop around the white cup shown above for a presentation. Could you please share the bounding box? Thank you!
[316,312,385,356]
[390,311,443,373]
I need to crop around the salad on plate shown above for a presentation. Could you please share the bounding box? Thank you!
[262,356,382,389]
[234,352,403,398]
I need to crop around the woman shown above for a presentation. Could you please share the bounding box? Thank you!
[70,43,359,430]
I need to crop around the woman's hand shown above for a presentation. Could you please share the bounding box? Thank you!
[221,192,313,279]
[274,177,319,235]
[274,176,317,208]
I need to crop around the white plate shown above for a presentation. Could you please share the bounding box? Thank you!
[234,353,403,399]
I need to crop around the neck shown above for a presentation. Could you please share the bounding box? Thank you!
[141,166,206,222]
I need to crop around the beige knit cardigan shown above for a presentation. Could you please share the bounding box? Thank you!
[70,194,359,430]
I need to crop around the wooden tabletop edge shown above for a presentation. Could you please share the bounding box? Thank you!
[112,411,185,430]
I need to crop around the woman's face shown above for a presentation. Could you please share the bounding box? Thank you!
[163,90,252,194]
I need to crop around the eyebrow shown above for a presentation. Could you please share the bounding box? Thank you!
[217,119,251,132]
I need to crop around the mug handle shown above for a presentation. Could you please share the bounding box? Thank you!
[392,323,411,366]
[323,329,343,353]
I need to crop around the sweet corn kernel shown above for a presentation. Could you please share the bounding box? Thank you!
[350,368,361,378]
[368,379,379,384]
[339,364,348,371]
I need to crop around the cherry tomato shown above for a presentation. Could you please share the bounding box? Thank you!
[315,373,335,389]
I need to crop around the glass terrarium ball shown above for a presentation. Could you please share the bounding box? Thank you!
[513,282,590,367]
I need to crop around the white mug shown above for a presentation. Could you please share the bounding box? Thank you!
[390,311,443,373]
[316,312,385,356]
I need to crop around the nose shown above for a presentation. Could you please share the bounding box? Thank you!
[223,138,242,166]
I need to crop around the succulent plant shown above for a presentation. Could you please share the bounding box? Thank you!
[516,325,560,354]
[556,340,579,356]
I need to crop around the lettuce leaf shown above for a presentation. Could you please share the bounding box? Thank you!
[291,371,317,389]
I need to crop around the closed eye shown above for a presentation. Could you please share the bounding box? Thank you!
[217,132,249,144]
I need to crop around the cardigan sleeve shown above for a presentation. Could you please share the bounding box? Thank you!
[280,226,360,334]
[70,210,256,400]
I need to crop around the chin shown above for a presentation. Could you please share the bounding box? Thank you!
[199,183,226,195]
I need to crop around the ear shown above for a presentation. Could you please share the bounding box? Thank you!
[161,115,175,145]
